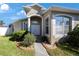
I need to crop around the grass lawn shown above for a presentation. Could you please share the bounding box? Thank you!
[46,44,79,56]
[0,36,35,56]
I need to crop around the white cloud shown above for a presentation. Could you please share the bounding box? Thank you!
[0,4,10,11]
[16,10,26,16]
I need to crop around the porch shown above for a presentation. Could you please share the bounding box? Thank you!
[27,15,43,36]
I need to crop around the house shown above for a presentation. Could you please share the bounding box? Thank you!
[9,18,28,34]
[11,4,79,44]
[0,26,10,36]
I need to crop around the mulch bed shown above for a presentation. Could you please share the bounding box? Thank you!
[16,42,34,51]
[42,43,57,49]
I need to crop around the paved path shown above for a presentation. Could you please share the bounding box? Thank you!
[34,43,49,56]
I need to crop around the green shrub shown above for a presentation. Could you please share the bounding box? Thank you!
[21,33,36,47]
[9,33,19,41]
[67,24,79,47]
[41,36,50,44]
[13,30,26,36]
[9,30,27,41]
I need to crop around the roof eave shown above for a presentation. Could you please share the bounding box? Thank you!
[50,7,79,14]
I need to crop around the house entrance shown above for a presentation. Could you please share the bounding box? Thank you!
[30,16,42,36]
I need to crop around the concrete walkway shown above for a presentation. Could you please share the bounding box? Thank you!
[34,43,49,56]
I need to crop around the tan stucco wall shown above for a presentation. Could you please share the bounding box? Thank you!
[13,22,21,32]
[42,11,52,43]
[50,11,79,44]
[74,20,79,27]
[42,11,50,35]
[13,21,27,32]
[43,11,79,44]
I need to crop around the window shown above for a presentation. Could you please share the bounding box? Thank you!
[24,23,28,30]
[55,16,70,34]
[21,22,28,30]
[31,21,39,25]
[45,18,49,34]
[32,21,39,24]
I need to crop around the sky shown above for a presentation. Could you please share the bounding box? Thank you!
[0,3,79,26]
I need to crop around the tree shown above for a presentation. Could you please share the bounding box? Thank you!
[0,20,4,26]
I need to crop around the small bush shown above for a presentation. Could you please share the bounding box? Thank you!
[9,33,19,41]
[13,30,26,36]
[67,24,79,47]
[41,36,50,44]
[21,33,36,47]
[9,30,27,41]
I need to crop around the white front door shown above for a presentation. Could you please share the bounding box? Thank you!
[31,24,40,35]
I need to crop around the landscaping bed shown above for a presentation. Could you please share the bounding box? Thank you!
[0,36,35,56]
[16,42,34,51]
[42,24,79,56]
[43,43,79,56]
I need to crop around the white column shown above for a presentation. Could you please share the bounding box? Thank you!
[42,18,43,36]
[51,19,56,44]
[28,17,31,32]
[72,20,74,30]
[51,19,56,36]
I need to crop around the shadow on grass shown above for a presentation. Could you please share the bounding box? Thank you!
[57,44,79,56]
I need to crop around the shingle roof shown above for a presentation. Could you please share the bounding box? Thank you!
[12,18,27,24]
[49,6,79,14]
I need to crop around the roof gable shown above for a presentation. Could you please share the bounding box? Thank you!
[23,4,46,12]
[30,4,46,10]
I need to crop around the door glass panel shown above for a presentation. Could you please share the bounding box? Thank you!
[31,25,40,35]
